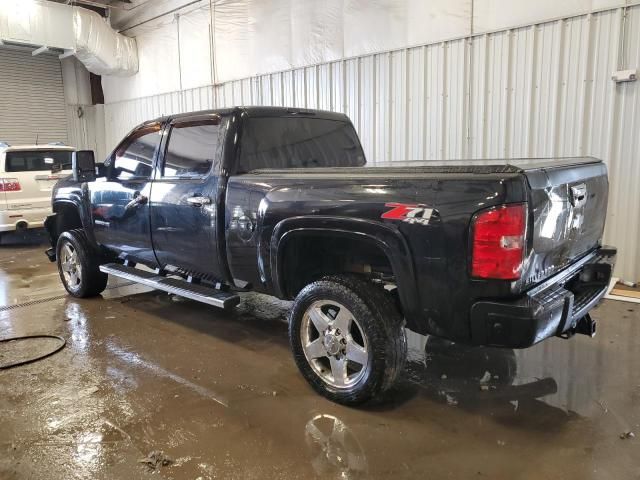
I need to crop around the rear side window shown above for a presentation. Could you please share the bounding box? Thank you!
[237,117,366,173]
[112,123,161,180]
[162,118,221,178]
[4,150,72,172]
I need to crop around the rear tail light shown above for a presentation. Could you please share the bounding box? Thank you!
[471,203,527,280]
[0,178,21,192]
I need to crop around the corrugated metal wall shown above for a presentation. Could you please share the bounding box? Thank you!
[104,4,640,281]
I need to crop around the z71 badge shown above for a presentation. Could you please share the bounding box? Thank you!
[381,203,437,226]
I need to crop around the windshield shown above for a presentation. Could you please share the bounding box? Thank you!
[5,150,73,172]
[238,117,366,172]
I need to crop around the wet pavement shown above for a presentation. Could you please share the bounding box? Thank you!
[0,230,639,479]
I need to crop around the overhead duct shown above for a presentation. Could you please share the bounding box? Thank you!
[0,0,138,76]
[73,7,138,76]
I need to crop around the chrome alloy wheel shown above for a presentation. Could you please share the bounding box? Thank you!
[300,300,369,389]
[60,243,82,287]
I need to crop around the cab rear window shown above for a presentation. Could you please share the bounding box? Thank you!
[5,150,72,172]
[237,117,366,173]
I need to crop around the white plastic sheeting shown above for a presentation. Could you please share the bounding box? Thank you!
[0,0,74,50]
[0,0,137,76]
[473,0,625,33]
[104,4,640,282]
[61,57,92,106]
[177,7,213,89]
[61,58,107,160]
[104,0,640,102]
[74,8,138,76]
[104,0,476,102]
[101,21,181,101]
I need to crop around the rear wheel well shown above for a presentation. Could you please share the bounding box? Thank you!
[278,234,396,299]
[52,203,83,244]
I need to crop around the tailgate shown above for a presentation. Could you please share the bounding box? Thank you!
[6,171,53,210]
[34,172,68,193]
[522,160,608,287]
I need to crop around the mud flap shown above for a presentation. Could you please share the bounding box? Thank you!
[43,214,57,262]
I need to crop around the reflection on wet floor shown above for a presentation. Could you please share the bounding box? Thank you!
[0,230,61,307]
[1,235,639,479]
[305,413,368,478]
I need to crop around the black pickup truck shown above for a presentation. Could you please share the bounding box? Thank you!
[45,107,616,404]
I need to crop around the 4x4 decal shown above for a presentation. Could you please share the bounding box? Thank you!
[381,203,436,226]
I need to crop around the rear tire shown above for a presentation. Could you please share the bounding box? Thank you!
[289,275,406,405]
[56,229,107,298]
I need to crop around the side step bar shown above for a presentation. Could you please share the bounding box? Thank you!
[99,263,240,309]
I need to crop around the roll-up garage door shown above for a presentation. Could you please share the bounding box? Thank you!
[0,47,68,145]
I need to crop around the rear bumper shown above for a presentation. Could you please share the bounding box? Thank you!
[0,207,51,232]
[470,246,616,348]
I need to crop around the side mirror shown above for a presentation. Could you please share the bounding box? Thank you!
[96,162,108,178]
[73,150,96,182]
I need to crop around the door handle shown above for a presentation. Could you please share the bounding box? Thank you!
[186,196,212,207]
[570,184,587,207]
[125,192,147,210]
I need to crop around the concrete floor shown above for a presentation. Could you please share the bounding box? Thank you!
[0,231,639,480]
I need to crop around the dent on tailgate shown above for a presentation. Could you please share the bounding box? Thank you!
[522,161,608,288]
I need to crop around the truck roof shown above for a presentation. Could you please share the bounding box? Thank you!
[151,106,350,124]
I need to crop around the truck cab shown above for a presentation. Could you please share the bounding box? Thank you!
[47,107,365,294]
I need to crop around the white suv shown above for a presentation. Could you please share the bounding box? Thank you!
[0,142,74,238]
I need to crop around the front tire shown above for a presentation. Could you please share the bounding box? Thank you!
[289,275,406,405]
[56,229,107,298]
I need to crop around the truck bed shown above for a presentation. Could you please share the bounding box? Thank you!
[242,155,608,294]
